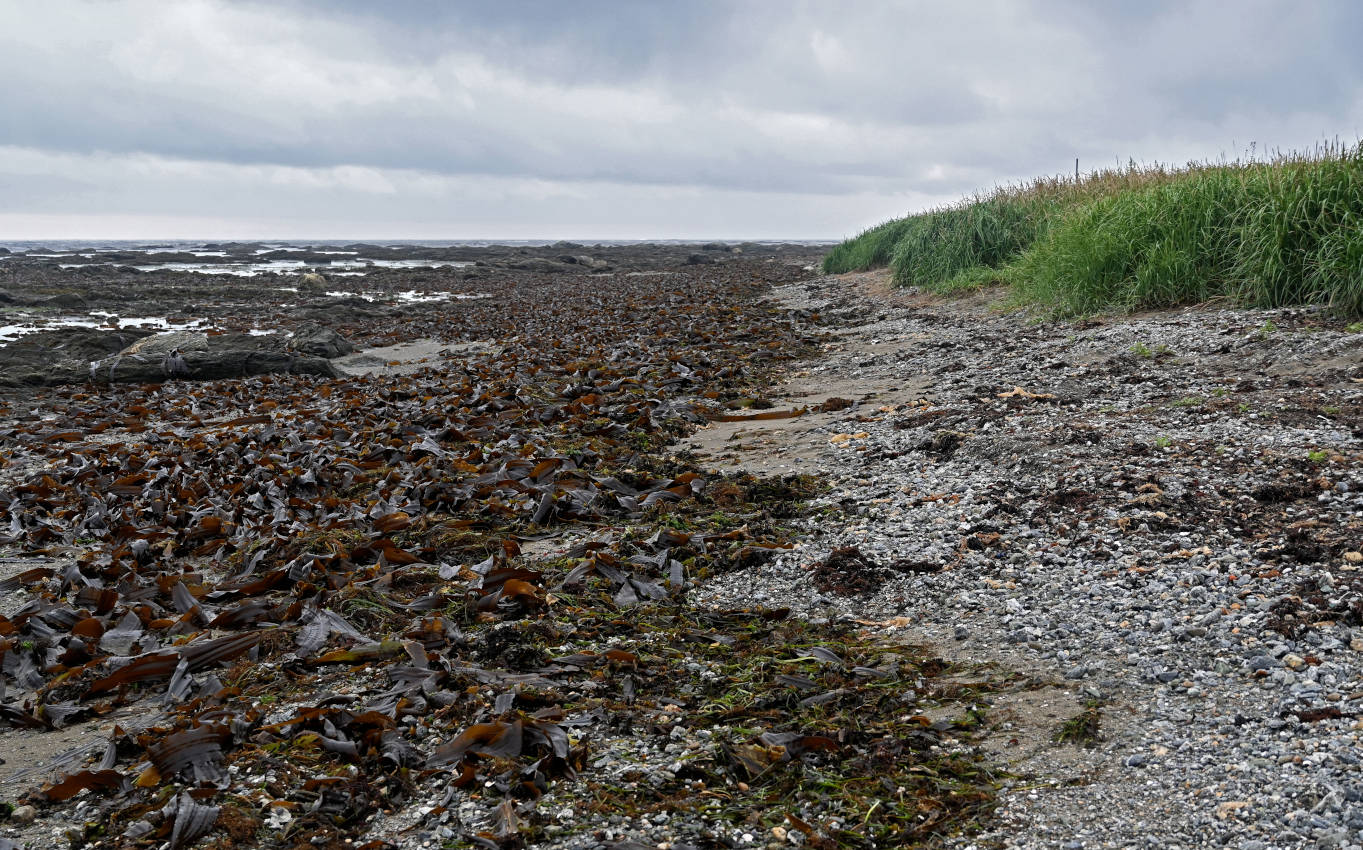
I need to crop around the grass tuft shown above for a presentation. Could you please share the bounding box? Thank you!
[1053,703,1103,747]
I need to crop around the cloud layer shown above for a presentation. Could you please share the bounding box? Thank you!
[2,0,1360,238]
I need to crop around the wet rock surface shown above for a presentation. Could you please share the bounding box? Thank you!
[0,242,821,388]
[696,271,1363,850]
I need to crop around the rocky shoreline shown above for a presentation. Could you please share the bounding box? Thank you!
[695,272,1363,849]
[0,242,822,390]
[0,251,1360,849]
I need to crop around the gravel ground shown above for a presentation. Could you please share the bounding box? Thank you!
[696,272,1363,849]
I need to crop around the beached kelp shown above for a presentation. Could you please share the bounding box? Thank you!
[0,262,1004,848]
[526,606,1004,848]
[827,143,1363,316]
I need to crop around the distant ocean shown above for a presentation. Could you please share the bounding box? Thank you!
[0,238,836,253]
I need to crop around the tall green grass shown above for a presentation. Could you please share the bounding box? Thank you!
[825,143,1363,316]
[1234,151,1363,314]
[822,164,1183,281]
[821,217,917,272]
[1010,169,1250,313]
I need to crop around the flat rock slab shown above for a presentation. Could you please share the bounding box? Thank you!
[333,339,498,376]
[121,330,210,356]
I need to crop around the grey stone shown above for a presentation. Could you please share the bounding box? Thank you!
[121,330,210,356]
[288,324,354,359]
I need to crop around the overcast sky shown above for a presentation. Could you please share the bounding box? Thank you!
[1,0,1360,240]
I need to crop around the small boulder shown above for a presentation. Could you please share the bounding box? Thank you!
[121,331,210,357]
[40,292,89,309]
[510,258,574,273]
[288,324,354,359]
[685,253,716,265]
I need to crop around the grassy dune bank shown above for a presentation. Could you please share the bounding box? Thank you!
[825,143,1363,315]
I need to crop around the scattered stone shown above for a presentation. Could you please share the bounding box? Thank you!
[693,275,1363,850]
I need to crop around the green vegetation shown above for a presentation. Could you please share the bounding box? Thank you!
[1053,702,1103,747]
[825,143,1363,316]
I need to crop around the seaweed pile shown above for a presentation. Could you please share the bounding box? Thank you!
[0,262,1000,848]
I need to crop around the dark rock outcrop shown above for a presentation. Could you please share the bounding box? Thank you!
[121,331,210,356]
[83,349,338,385]
[288,324,354,358]
[0,327,336,387]
[39,292,89,309]
[0,328,155,367]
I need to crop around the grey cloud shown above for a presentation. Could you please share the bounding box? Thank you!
[1,0,1361,237]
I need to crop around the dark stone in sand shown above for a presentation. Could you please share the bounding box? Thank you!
[685,253,717,265]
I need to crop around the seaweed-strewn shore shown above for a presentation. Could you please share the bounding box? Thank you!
[4,247,1362,849]
[0,246,1005,849]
